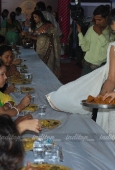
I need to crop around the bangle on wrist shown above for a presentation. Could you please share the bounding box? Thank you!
[5,102,12,108]
[12,106,19,115]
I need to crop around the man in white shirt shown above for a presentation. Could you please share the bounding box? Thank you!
[15,7,26,30]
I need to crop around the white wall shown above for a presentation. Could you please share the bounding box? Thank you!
[2,0,58,16]
[81,2,112,17]
[2,1,113,19]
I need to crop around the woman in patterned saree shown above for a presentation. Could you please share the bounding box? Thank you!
[30,10,61,78]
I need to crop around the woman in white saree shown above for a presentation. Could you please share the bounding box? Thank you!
[46,9,115,138]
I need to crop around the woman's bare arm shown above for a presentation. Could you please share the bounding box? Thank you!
[0,105,20,117]
[100,45,115,95]
[0,94,31,117]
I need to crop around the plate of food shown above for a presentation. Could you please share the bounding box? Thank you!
[9,75,31,85]
[22,137,37,151]
[23,104,38,112]
[21,164,72,170]
[40,119,61,129]
[20,86,35,93]
[81,95,115,109]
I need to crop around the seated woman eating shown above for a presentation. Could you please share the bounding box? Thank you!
[0,58,30,117]
[0,45,20,94]
[0,59,41,133]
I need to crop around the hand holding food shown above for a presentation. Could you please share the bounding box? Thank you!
[18,94,31,110]
[103,92,115,103]
[86,95,115,104]
[17,119,41,133]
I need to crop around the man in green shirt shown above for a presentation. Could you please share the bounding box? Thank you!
[77,5,115,76]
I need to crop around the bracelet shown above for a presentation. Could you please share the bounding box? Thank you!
[5,102,12,108]
[12,107,19,116]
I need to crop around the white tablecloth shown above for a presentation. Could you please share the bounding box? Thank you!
[12,47,115,170]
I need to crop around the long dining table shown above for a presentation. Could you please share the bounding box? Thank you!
[11,47,115,170]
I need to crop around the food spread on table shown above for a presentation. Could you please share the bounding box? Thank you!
[86,95,115,105]
[11,47,68,168]
[21,164,72,170]
[23,104,38,112]
[21,86,35,93]
[9,74,31,84]
[40,119,61,129]
[23,138,37,151]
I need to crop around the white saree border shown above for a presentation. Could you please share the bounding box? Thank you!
[46,94,61,111]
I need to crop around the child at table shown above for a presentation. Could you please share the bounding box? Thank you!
[0,45,20,94]
[0,58,30,117]
[0,114,38,170]
[0,45,20,77]
[0,59,41,133]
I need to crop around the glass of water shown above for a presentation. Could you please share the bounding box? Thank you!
[33,138,45,163]
[38,104,47,116]
[33,146,45,163]
[30,95,35,104]
[50,145,59,161]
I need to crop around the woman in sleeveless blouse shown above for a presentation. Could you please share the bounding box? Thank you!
[46,9,115,139]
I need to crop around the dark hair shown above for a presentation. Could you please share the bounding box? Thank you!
[36,1,46,11]
[1,9,9,19]
[0,35,5,45]
[93,5,110,18]
[31,10,51,30]
[47,6,52,11]
[0,45,12,56]
[2,9,9,13]
[10,12,16,21]
[0,115,24,170]
[15,7,22,13]
[108,8,115,26]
